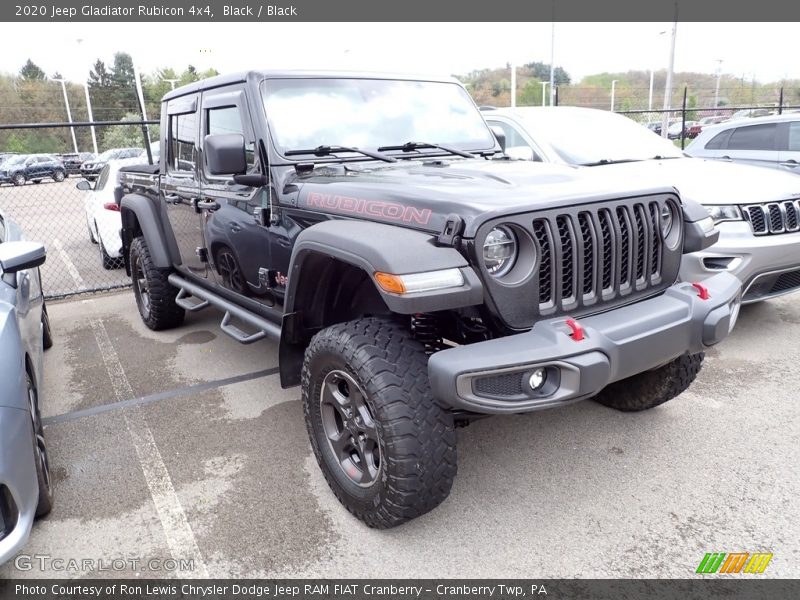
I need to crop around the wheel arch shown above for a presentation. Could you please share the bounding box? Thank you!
[120,193,179,273]
[277,220,484,388]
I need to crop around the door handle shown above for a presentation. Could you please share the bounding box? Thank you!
[720,155,733,162]
[230,224,241,233]
[164,194,181,204]
[196,199,221,212]
[779,160,799,168]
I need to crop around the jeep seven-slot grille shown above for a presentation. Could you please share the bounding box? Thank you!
[744,201,800,235]
[532,201,664,309]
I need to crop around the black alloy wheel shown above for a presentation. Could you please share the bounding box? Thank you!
[319,369,382,487]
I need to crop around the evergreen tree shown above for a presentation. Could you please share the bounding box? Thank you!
[19,59,46,80]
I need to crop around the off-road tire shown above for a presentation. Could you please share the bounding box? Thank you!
[41,302,53,350]
[27,372,53,517]
[302,317,457,528]
[593,352,705,412]
[129,236,184,330]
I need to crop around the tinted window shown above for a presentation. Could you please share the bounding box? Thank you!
[169,112,197,172]
[787,122,800,152]
[705,130,732,150]
[727,124,777,150]
[207,106,256,171]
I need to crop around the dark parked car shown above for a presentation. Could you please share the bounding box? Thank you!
[59,152,95,176]
[0,155,66,186]
[80,148,144,181]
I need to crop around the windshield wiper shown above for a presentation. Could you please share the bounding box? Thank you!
[377,141,474,159]
[284,145,396,163]
[578,158,642,167]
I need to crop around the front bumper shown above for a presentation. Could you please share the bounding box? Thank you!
[0,406,38,565]
[428,272,741,414]
[680,221,800,303]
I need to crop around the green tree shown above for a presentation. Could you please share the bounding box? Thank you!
[101,112,158,151]
[19,59,45,80]
[524,61,571,85]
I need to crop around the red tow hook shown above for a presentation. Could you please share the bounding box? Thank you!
[691,282,711,300]
[565,318,585,342]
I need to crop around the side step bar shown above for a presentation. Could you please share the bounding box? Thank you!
[168,274,281,345]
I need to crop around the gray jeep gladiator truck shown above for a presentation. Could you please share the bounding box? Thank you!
[118,70,741,528]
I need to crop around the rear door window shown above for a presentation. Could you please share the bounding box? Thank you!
[726,123,777,151]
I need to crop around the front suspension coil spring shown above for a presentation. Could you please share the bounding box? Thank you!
[411,313,444,354]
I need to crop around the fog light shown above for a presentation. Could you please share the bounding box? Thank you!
[528,368,546,391]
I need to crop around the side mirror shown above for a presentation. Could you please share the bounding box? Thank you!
[505,146,535,162]
[0,241,46,274]
[205,134,247,175]
[76,179,92,191]
[490,126,506,153]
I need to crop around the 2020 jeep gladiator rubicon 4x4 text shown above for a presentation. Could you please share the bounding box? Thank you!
[118,71,741,528]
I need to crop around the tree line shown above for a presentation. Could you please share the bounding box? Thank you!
[2,55,799,155]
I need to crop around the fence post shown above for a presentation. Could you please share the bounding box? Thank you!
[779,87,784,115]
[681,86,687,150]
[555,85,559,106]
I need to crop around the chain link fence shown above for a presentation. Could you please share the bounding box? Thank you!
[3,102,799,299]
[0,120,156,299]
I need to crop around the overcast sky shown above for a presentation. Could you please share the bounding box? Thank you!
[0,22,797,84]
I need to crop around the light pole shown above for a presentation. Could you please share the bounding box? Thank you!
[52,78,78,153]
[714,59,723,111]
[83,83,98,154]
[76,38,98,154]
[549,11,556,106]
[662,7,678,138]
[163,78,179,90]
[510,62,516,108]
[610,80,619,112]
[540,82,549,107]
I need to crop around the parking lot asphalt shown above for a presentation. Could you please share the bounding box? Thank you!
[2,290,798,579]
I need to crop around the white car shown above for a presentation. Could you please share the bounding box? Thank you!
[685,112,800,174]
[79,158,142,269]
[484,106,800,304]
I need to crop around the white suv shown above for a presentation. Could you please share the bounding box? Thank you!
[685,112,800,175]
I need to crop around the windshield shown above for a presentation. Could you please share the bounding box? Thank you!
[5,155,27,166]
[261,78,495,157]
[516,108,684,165]
[97,149,118,161]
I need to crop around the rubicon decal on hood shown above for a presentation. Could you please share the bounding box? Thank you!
[304,192,432,226]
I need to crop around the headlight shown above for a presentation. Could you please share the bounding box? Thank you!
[704,205,742,224]
[483,225,518,277]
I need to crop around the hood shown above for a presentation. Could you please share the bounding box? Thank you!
[291,158,677,238]
[590,157,800,205]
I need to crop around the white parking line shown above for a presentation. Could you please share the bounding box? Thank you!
[52,238,209,577]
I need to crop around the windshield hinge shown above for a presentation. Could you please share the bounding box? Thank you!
[437,214,465,247]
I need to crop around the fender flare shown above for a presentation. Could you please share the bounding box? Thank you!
[284,220,483,316]
[120,193,178,269]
